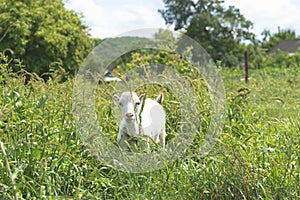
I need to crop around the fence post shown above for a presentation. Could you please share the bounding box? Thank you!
[244,51,249,84]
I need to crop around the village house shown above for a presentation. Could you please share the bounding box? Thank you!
[269,39,300,55]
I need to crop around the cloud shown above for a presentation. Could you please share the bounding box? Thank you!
[66,0,300,39]
[225,0,300,37]
[65,0,166,38]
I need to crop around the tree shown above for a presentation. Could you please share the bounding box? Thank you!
[159,0,255,67]
[261,29,298,52]
[0,0,93,77]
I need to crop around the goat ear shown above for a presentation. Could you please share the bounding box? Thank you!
[113,94,120,102]
[156,93,164,104]
[139,93,145,101]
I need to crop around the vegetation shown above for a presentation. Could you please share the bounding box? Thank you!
[0,0,300,199]
[159,0,255,67]
[0,0,93,76]
[1,49,300,198]
[261,29,298,52]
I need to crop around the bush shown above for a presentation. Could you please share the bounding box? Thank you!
[0,0,93,77]
[260,49,300,68]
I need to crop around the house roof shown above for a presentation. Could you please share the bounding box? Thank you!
[269,39,300,54]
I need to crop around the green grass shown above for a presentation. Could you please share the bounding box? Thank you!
[0,63,299,199]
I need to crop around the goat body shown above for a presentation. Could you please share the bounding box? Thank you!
[114,92,166,149]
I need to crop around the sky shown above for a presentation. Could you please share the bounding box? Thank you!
[65,0,300,40]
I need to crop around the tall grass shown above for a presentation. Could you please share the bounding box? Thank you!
[0,56,299,199]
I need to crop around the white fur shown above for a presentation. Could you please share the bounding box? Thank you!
[113,92,166,149]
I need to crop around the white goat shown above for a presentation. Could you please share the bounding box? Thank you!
[113,92,166,150]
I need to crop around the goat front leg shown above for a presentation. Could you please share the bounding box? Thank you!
[117,130,128,150]
[118,132,139,151]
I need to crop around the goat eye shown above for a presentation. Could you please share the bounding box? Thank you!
[136,102,140,105]
[119,102,123,106]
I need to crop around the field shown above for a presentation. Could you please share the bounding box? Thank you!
[0,60,299,199]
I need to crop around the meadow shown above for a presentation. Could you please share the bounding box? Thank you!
[0,55,299,199]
